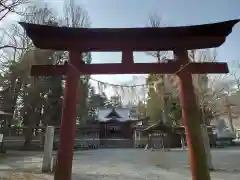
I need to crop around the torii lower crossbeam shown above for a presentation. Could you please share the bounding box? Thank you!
[30,62,228,76]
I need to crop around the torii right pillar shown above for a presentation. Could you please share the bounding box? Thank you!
[175,50,210,180]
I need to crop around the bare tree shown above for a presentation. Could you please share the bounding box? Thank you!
[60,0,90,28]
[206,50,235,116]
[192,49,223,123]
[0,5,56,62]
[146,14,178,125]
[229,59,240,91]
[57,0,91,122]
[0,0,30,52]
[209,80,234,114]
[146,14,168,62]
[0,0,28,21]
[0,26,30,51]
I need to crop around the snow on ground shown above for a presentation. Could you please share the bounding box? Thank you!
[1,148,240,179]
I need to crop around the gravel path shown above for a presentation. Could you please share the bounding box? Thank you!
[0,148,240,179]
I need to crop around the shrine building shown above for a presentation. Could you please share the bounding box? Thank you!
[94,107,144,140]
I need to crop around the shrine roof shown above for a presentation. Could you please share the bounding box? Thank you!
[143,122,214,134]
[105,108,122,119]
[95,107,138,122]
[19,20,239,51]
[144,122,173,133]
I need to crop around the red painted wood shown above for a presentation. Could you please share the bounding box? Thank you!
[19,20,239,51]
[122,50,134,65]
[20,20,238,40]
[175,50,210,180]
[31,62,228,76]
[27,36,226,51]
[54,52,80,180]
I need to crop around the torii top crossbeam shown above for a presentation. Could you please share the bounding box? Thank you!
[19,20,239,76]
[20,20,239,52]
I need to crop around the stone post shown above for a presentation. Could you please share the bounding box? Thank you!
[201,125,213,170]
[39,129,45,148]
[181,135,185,149]
[133,130,137,147]
[42,126,54,173]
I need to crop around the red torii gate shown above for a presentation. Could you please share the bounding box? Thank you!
[20,19,239,180]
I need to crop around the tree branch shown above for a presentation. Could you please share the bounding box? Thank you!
[0,0,28,21]
[0,45,27,50]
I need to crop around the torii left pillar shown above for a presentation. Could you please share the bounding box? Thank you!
[54,51,81,180]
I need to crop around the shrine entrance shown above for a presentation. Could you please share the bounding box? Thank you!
[100,121,126,139]
[99,121,134,148]
[20,19,239,180]
[105,123,122,138]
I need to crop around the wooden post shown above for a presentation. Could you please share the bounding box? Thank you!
[175,50,210,180]
[54,52,81,180]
